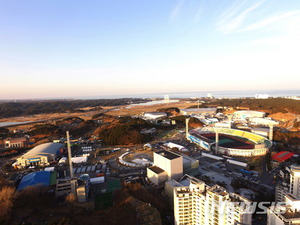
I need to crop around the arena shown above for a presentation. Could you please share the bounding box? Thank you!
[188,127,272,157]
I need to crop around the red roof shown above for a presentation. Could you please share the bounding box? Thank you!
[271,151,295,162]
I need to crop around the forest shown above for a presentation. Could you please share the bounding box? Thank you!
[0,98,149,119]
[99,117,154,145]
[207,98,300,114]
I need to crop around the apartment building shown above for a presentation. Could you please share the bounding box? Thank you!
[268,193,300,225]
[276,181,291,203]
[173,177,252,225]
[290,165,300,198]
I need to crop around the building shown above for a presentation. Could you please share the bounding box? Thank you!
[143,112,167,119]
[234,110,266,119]
[17,142,64,167]
[56,177,78,197]
[4,136,29,149]
[147,150,183,186]
[251,128,269,137]
[147,166,168,186]
[180,108,217,116]
[272,151,295,163]
[17,171,52,191]
[268,194,300,225]
[182,154,199,176]
[173,175,252,225]
[249,117,279,126]
[140,127,156,135]
[290,165,300,198]
[255,94,269,99]
[276,181,290,203]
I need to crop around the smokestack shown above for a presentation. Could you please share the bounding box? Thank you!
[66,131,73,178]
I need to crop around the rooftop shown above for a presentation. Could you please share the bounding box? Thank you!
[156,150,181,160]
[181,108,216,112]
[234,110,265,115]
[144,112,167,116]
[209,185,228,196]
[20,142,64,159]
[148,165,165,174]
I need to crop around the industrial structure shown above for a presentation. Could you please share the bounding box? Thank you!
[173,175,252,225]
[17,142,64,167]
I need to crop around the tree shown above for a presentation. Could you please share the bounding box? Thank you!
[66,193,77,216]
[0,186,16,223]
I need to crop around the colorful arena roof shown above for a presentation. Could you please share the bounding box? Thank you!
[271,151,295,162]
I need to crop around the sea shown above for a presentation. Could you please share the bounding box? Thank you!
[82,89,300,100]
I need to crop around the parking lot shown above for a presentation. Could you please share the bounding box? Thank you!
[197,155,275,194]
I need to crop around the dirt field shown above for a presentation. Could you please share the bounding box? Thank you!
[106,101,195,117]
[1,101,195,131]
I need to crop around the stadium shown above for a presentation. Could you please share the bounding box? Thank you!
[188,127,272,157]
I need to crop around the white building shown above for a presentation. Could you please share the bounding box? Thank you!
[234,110,266,119]
[255,94,269,99]
[290,165,300,198]
[276,181,290,203]
[17,142,64,167]
[251,128,270,137]
[143,112,167,119]
[147,150,183,186]
[181,108,217,116]
[173,176,252,225]
[268,194,300,225]
[249,117,279,126]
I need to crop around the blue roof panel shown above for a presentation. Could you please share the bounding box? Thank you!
[17,171,51,191]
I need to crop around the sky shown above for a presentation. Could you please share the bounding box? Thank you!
[1,0,300,99]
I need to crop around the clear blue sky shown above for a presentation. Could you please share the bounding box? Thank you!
[1,0,300,99]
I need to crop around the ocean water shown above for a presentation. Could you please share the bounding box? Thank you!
[83,89,300,99]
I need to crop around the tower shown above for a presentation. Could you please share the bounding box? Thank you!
[186,118,190,140]
[66,131,73,178]
[215,128,219,154]
[269,123,273,141]
[228,115,233,129]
